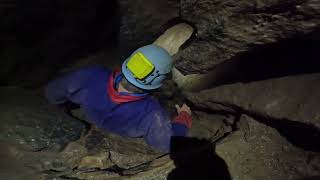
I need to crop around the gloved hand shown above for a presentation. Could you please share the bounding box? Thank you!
[173,103,192,128]
[175,103,192,115]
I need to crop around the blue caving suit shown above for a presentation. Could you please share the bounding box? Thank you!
[45,66,190,152]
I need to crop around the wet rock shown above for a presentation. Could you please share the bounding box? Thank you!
[216,115,319,180]
[176,0,320,74]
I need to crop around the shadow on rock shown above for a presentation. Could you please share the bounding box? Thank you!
[168,136,231,180]
[298,176,320,180]
[196,29,320,91]
[244,111,320,153]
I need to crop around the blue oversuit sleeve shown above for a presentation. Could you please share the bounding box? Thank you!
[45,66,100,104]
[143,109,189,153]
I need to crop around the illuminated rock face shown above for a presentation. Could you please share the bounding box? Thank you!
[175,0,320,75]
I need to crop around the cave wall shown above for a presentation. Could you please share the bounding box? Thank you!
[0,0,320,179]
[1,0,319,86]
[175,0,320,74]
[118,0,180,57]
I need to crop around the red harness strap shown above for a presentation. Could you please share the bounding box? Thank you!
[173,111,192,129]
[107,70,145,104]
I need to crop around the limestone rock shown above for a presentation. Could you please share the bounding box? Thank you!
[190,111,234,139]
[185,73,320,129]
[176,0,320,74]
[119,0,180,55]
[78,152,112,169]
[216,115,319,180]
[0,87,86,179]
[153,23,194,56]
[0,87,86,152]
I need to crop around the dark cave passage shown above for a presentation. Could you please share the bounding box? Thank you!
[204,29,320,89]
[0,0,120,87]
[231,29,320,84]
[244,111,320,153]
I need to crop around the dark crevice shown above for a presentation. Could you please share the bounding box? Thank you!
[185,99,239,116]
[242,110,320,153]
[186,100,243,142]
[59,176,81,180]
[121,161,152,176]
[1,0,120,87]
[103,165,126,175]
[201,29,320,90]
[186,100,243,141]
[299,176,320,180]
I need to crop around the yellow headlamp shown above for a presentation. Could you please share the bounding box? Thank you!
[127,52,155,80]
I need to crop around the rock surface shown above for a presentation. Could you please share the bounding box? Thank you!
[216,115,320,180]
[0,87,86,179]
[118,0,180,56]
[175,0,320,74]
[0,87,86,152]
[153,23,194,56]
[185,73,320,129]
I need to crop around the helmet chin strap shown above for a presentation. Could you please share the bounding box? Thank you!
[145,74,161,85]
[138,72,159,85]
[139,72,169,86]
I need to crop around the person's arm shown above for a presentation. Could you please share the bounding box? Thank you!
[143,104,192,153]
[45,66,102,105]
